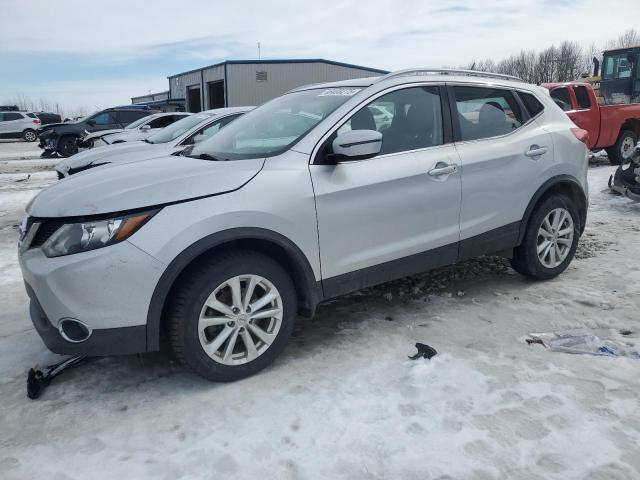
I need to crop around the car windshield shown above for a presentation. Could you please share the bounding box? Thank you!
[190,87,362,160]
[147,113,212,144]
[125,115,153,129]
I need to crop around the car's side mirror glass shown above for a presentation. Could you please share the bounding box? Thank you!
[140,124,151,131]
[331,129,382,162]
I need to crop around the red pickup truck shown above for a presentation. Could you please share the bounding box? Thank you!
[543,81,640,164]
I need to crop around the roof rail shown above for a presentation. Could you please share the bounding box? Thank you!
[377,68,523,83]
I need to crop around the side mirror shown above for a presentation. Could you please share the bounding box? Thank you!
[332,129,382,161]
[140,124,151,131]
[87,119,96,126]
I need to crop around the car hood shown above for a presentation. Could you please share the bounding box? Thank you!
[56,141,171,172]
[37,121,67,132]
[29,155,265,217]
[84,128,124,141]
[103,129,150,143]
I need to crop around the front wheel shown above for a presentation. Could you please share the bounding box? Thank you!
[168,250,296,382]
[511,194,580,280]
[56,135,78,157]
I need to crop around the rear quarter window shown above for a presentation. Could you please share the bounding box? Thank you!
[550,87,572,111]
[519,92,545,117]
[573,86,591,109]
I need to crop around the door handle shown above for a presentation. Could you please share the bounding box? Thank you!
[428,163,458,176]
[525,145,548,158]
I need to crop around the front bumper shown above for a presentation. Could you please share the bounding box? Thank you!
[19,239,166,356]
[25,282,147,355]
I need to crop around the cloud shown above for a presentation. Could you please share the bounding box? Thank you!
[1,0,639,111]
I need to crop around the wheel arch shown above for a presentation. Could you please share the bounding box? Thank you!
[517,175,587,245]
[620,119,640,139]
[146,227,322,351]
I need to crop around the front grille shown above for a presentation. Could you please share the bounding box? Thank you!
[30,220,64,248]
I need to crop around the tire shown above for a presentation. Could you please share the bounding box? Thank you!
[22,129,37,142]
[56,135,78,157]
[607,130,637,165]
[511,194,580,280]
[168,250,296,382]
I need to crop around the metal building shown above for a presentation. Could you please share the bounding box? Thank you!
[130,91,185,112]
[167,59,388,112]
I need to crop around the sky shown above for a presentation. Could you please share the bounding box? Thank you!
[1,0,639,115]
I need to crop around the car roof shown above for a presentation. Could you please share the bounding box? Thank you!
[290,69,538,94]
[201,106,255,116]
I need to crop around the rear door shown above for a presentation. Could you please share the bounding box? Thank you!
[310,85,461,285]
[0,112,25,135]
[450,85,554,257]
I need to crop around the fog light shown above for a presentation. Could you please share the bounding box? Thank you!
[58,318,92,343]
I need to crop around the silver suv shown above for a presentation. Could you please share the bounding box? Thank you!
[18,69,589,381]
[0,111,41,141]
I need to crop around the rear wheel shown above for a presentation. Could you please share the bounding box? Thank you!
[168,250,296,382]
[56,135,78,157]
[22,129,37,142]
[511,194,580,280]
[607,130,637,165]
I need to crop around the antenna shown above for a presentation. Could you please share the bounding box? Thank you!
[258,42,261,60]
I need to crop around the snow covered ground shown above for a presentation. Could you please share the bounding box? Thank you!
[0,142,639,479]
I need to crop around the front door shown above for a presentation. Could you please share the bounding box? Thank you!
[450,85,555,256]
[310,85,461,294]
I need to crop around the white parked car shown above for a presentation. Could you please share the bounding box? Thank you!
[78,112,191,149]
[56,107,251,178]
[0,111,41,142]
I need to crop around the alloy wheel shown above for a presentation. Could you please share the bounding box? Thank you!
[621,135,635,161]
[536,207,574,268]
[198,274,283,365]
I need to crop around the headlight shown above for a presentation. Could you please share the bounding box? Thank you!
[42,210,157,257]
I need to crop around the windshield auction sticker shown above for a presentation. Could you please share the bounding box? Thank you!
[318,88,362,96]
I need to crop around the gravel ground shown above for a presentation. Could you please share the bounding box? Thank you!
[0,141,638,480]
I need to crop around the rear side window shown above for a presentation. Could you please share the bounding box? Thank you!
[117,110,148,125]
[3,112,22,121]
[453,86,523,141]
[27,113,37,118]
[573,86,591,109]
[337,86,444,155]
[550,88,572,111]
[519,92,545,117]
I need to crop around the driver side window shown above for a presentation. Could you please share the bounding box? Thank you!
[92,112,114,125]
[336,86,443,156]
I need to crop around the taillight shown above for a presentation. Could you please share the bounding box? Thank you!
[33,119,41,125]
[571,127,589,145]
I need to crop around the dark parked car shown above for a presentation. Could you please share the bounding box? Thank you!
[0,105,19,111]
[37,107,157,157]
[34,111,62,125]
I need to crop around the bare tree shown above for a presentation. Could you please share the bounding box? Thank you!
[459,29,639,84]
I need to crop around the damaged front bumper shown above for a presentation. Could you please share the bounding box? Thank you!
[19,237,166,356]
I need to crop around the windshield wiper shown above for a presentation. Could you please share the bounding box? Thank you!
[198,153,227,161]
